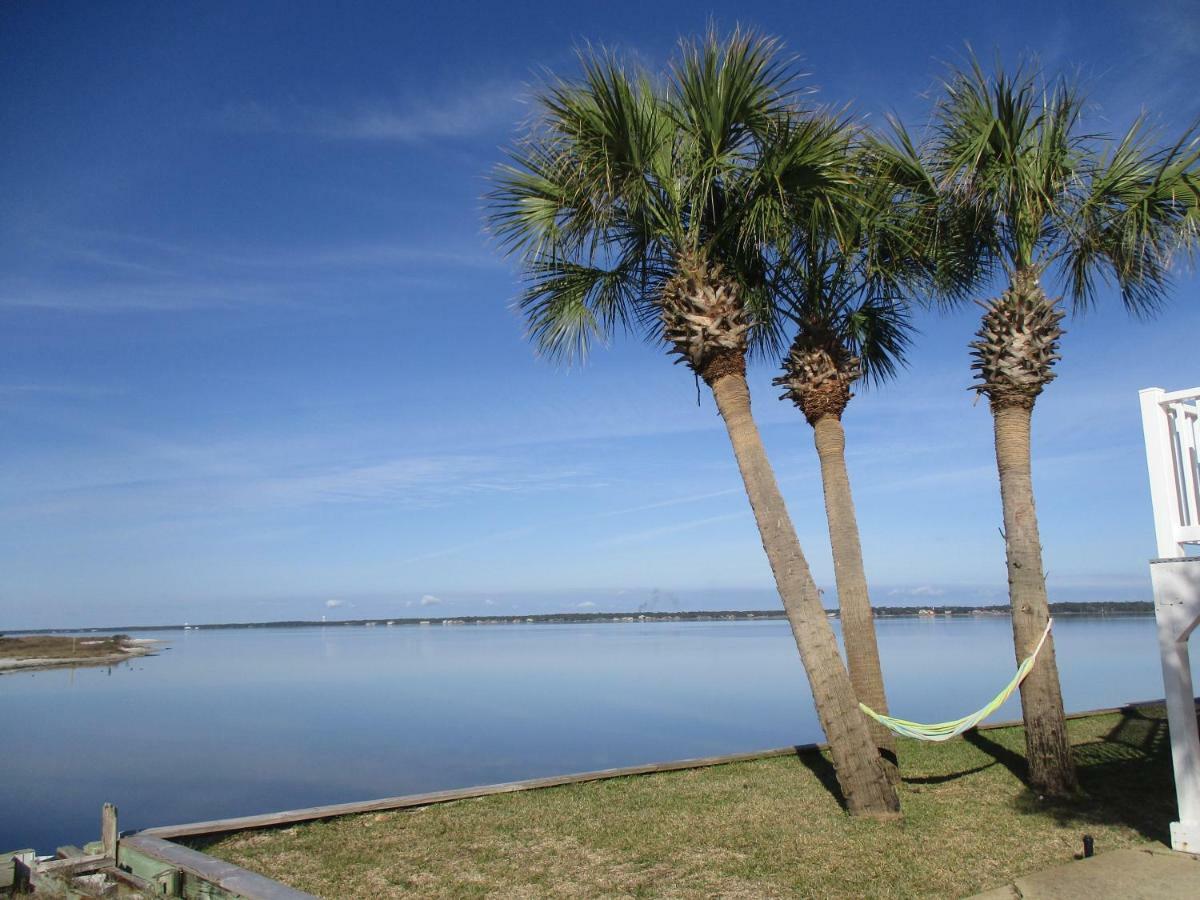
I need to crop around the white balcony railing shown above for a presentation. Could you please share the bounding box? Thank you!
[1140,385,1200,853]
[1139,386,1200,558]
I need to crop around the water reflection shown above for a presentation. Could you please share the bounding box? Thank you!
[0,616,1178,851]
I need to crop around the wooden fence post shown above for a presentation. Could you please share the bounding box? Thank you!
[101,803,118,859]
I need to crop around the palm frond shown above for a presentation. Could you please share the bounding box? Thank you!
[517,255,654,363]
[1059,116,1200,314]
[741,109,860,253]
[846,290,914,386]
[669,27,798,163]
[929,53,1089,270]
[859,120,994,308]
[774,235,915,390]
[487,52,674,263]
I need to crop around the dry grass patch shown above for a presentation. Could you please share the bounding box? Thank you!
[201,706,1177,898]
[0,634,135,661]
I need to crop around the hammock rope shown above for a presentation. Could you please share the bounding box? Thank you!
[859,618,1054,742]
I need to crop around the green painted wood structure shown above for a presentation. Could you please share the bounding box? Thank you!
[2,804,313,899]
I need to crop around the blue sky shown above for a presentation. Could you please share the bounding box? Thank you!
[2,1,1198,629]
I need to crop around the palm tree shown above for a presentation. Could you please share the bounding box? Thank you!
[914,57,1200,796]
[488,31,900,816]
[772,216,915,783]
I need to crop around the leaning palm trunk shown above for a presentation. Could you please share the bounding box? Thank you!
[972,267,1077,796]
[777,340,898,782]
[811,414,899,782]
[710,371,899,815]
[664,255,899,816]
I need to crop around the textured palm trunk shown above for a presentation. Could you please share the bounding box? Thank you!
[992,401,1077,796]
[811,415,899,784]
[709,371,900,817]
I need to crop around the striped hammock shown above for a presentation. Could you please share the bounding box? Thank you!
[859,618,1054,742]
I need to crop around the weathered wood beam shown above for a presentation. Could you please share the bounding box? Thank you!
[35,853,112,876]
[139,743,823,838]
[120,835,316,899]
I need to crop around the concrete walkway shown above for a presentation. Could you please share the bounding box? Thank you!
[971,847,1200,899]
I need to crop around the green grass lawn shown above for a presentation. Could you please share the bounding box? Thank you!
[200,705,1179,898]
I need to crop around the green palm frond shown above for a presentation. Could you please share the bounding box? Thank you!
[517,254,660,363]
[917,52,1200,313]
[766,123,933,394]
[860,120,993,307]
[669,27,798,159]
[742,109,860,252]
[1061,117,1200,314]
[845,290,913,386]
[496,56,673,262]
[488,29,861,366]
[929,55,1088,270]
[776,234,915,390]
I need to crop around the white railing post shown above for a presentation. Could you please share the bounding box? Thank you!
[1152,560,1200,853]
[1140,387,1182,558]
[1140,385,1200,854]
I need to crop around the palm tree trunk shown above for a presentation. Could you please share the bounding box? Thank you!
[710,371,900,817]
[992,401,1077,796]
[811,414,899,784]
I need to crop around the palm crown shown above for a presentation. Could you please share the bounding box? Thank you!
[927,56,1200,313]
[772,212,914,422]
[488,30,860,371]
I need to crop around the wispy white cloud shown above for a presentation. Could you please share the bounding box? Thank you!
[295,242,499,271]
[595,486,746,518]
[1,224,500,315]
[863,463,997,495]
[248,456,498,505]
[577,600,596,608]
[0,383,118,399]
[394,526,537,566]
[887,585,946,598]
[0,278,295,313]
[419,594,442,606]
[38,227,500,274]
[217,80,528,143]
[597,511,749,548]
[1104,1,1200,120]
[858,444,1129,497]
[0,439,592,524]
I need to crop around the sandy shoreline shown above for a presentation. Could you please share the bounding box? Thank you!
[0,640,161,674]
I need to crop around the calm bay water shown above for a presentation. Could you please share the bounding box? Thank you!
[0,615,1178,851]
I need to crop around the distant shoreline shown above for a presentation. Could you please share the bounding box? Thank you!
[6,601,1154,635]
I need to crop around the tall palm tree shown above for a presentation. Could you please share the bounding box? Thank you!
[914,57,1200,796]
[488,31,900,816]
[772,221,914,783]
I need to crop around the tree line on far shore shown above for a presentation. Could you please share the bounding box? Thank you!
[3,600,1156,636]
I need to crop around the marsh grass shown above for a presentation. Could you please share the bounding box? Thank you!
[201,706,1179,898]
[0,634,133,661]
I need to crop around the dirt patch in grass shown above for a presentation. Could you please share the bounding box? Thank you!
[201,706,1179,898]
